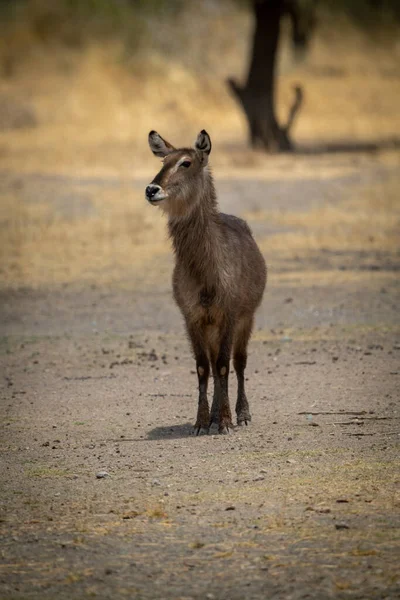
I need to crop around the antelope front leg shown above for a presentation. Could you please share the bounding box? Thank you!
[194,353,210,435]
[187,323,210,435]
[209,363,220,426]
[211,334,234,434]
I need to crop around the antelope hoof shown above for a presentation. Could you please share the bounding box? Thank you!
[237,412,252,427]
[194,424,209,436]
[219,426,230,435]
[218,419,234,435]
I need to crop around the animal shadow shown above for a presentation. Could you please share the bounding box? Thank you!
[147,422,195,440]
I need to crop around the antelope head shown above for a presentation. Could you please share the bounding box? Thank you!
[145,130,212,217]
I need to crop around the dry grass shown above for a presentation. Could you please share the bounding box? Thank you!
[0,5,399,288]
[278,22,400,146]
[251,175,400,258]
[0,166,399,290]
[0,6,399,175]
[0,182,168,288]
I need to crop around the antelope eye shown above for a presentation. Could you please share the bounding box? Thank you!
[180,160,191,168]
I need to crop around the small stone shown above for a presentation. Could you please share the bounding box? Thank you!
[281,335,292,342]
[253,475,265,482]
[152,478,161,486]
[96,471,109,479]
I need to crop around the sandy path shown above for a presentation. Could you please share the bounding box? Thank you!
[0,153,399,599]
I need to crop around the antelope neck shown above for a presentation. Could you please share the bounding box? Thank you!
[168,179,221,287]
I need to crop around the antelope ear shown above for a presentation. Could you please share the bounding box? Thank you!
[148,131,176,158]
[194,129,212,165]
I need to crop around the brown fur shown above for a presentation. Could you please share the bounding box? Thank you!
[146,130,267,434]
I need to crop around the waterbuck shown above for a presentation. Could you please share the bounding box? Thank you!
[145,130,267,434]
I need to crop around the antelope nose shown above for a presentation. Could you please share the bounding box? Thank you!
[145,184,161,200]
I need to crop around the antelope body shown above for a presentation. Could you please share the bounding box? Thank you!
[146,130,266,434]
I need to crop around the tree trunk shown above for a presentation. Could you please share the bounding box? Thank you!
[228,0,303,152]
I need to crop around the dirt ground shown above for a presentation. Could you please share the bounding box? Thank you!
[0,143,399,600]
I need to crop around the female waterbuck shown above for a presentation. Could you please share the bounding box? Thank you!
[146,130,267,434]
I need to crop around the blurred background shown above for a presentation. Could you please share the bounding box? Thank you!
[1,6,400,596]
[0,0,399,288]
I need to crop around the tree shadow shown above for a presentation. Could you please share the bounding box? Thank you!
[296,137,400,155]
[219,136,400,164]
[146,422,195,440]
